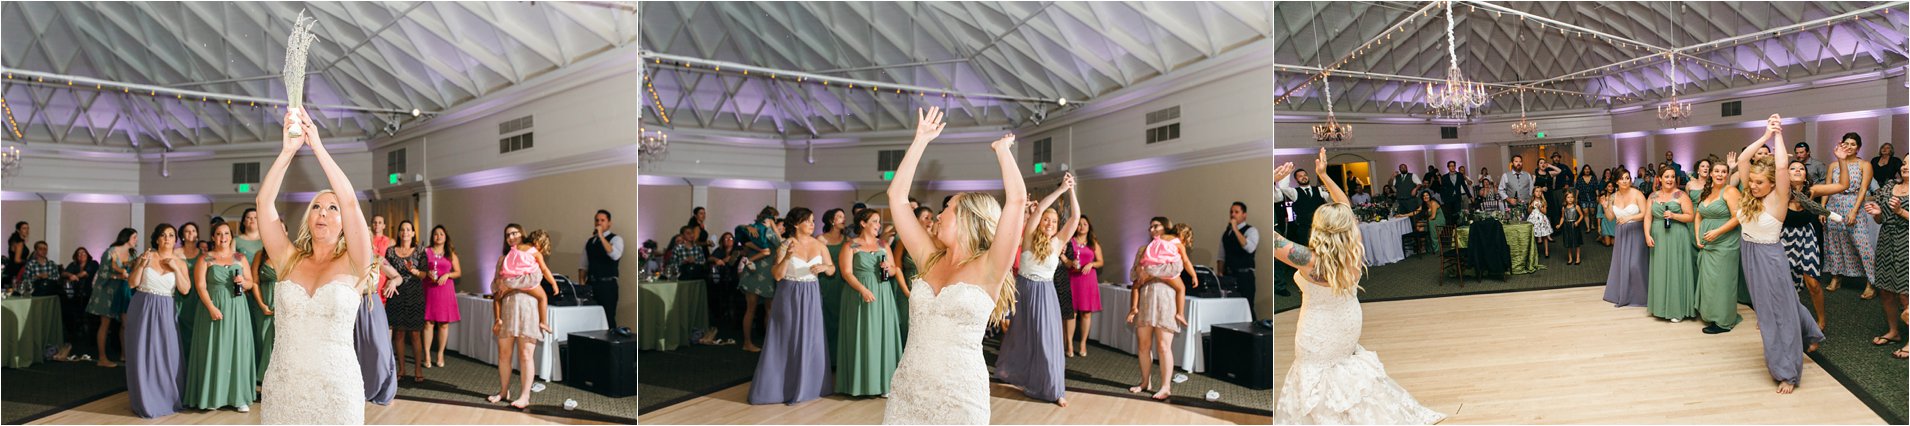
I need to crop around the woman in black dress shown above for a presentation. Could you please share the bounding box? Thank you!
[386,220,430,383]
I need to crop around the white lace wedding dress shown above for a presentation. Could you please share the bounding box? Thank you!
[883,279,992,424]
[262,277,365,424]
[1276,274,1444,425]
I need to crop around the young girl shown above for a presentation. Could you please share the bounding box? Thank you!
[1558,191,1587,265]
[1528,187,1554,258]
[1599,182,1619,246]
[1127,217,1196,401]
[489,227,556,409]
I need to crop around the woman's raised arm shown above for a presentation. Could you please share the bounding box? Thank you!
[295,109,373,281]
[887,107,947,271]
[256,111,305,266]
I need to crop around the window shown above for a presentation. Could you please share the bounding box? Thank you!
[877,150,904,172]
[386,148,406,174]
[1032,137,1052,164]
[231,162,261,184]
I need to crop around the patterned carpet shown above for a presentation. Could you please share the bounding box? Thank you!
[638,319,1271,416]
[1273,237,1907,424]
[0,349,635,424]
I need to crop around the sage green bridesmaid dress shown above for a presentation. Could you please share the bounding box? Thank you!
[185,256,257,409]
[1694,194,1743,330]
[819,241,846,364]
[835,248,903,396]
[1648,199,1698,321]
[252,264,276,381]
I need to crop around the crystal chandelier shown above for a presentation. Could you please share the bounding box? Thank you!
[1312,74,1351,144]
[1656,54,1693,123]
[1510,89,1537,137]
[1423,1,1488,119]
[0,145,20,177]
[639,125,669,164]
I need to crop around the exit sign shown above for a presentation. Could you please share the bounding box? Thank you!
[1034,162,1047,174]
[882,171,895,181]
[1536,132,1547,138]
[389,173,401,184]
[237,184,251,193]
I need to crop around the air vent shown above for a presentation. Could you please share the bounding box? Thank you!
[387,148,406,174]
[1145,106,1181,125]
[1032,137,1052,164]
[1145,123,1181,144]
[1722,101,1742,117]
[231,162,261,184]
[1440,126,1459,139]
[499,116,534,134]
[877,150,904,172]
[499,133,534,154]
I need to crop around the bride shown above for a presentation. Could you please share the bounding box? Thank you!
[882,106,1028,424]
[257,108,378,424]
[1274,148,1445,425]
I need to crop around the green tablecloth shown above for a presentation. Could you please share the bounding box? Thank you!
[2,296,64,368]
[1453,222,1546,275]
[638,280,709,351]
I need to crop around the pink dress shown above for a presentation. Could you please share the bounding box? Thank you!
[1067,240,1101,313]
[1139,237,1184,278]
[422,248,460,323]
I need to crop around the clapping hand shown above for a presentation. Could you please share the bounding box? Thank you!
[1867,201,1883,216]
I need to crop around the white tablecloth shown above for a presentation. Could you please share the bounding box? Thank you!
[1086,283,1253,373]
[1359,217,1411,266]
[447,294,609,382]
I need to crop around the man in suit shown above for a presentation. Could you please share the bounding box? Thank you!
[1499,155,1534,207]
[1441,161,1471,213]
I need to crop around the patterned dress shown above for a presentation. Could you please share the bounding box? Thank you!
[1823,161,1876,279]
[1874,188,1907,294]
[383,248,427,331]
[1782,206,1824,288]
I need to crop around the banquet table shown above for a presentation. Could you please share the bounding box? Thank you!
[1359,218,1412,266]
[447,294,608,381]
[1087,283,1252,373]
[638,279,709,351]
[2,296,63,368]
[1455,222,1545,275]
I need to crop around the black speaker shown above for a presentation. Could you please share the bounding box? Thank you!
[566,330,636,397]
[1208,321,1272,389]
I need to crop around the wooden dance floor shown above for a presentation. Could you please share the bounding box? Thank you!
[640,382,1268,424]
[1274,286,1885,424]
[25,392,615,425]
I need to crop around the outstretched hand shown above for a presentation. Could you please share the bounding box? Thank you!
[914,107,947,143]
[1766,114,1782,135]
[282,110,305,152]
[1313,148,1328,173]
[991,133,1016,153]
[1274,162,1295,183]
[1060,172,1076,192]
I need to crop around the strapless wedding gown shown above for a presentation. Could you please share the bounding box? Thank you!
[262,277,365,424]
[1276,275,1444,424]
[883,279,993,424]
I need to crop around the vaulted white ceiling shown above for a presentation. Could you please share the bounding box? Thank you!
[640,1,1271,135]
[1277,1,1909,117]
[1,1,638,148]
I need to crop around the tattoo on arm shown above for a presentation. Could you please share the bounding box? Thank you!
[1288,244,1314,268]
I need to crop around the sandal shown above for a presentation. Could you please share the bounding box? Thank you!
[1873,336,1902,346]
[1894,348,1908,360]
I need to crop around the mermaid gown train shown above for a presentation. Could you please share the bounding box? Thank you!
[1276,274,1444,425]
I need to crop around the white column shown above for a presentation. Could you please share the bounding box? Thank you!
[691,185,710,210]
[44,201,62,255]
[775,188,791,213]
[1805,120,1820,148]
[1878,115,1893,157]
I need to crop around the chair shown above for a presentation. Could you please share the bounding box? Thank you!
[1401,217,1432,257]
[1437,225,1466,287]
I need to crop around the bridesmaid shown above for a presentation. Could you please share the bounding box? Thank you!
[186,221,257,412]
[87,228,138,367]
[386,221,429,383]
[125,224,188,418]
[371,215,394,302]
[997,174,1080,406]
[358,256,401,405]
[1733,114,1823,394]
[1601,169,1650,307]
[748,208,836,405]
[1694,162,1744,334]
[835,209,903,397]
[817,208,849,365]
[248,244,277,382]
[1645,167,1698,322]
[175,222,203,367]
[1061,215,1103,358]
[423,225,462,368]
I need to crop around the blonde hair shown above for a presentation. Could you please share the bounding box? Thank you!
[1308,203,1367,296]
[277,190,375,295]
[1024,208,1059,262]
[1174,223,1195,248]
[1741,156,1777,221]
[921,192,1017,325]
[526,229,551,257]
